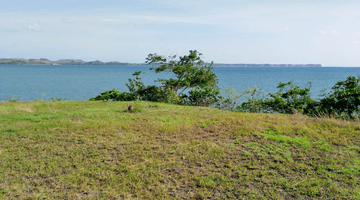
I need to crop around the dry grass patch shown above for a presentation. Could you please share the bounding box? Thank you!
[0,101,360,199]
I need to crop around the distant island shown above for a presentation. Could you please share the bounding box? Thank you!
[0,58,141,66]
[0,58,321,67]
[213,63,322,67]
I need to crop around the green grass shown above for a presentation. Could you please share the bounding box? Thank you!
[1,101,360,199]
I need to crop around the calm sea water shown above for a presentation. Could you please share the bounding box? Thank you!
[1,65,360,102]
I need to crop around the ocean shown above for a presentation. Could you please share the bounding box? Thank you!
[1,65,360,101]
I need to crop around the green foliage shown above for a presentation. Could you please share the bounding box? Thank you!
[123,71,172,102]
[51,97,67,102]
[146,50,221,106]
[318,76,360,119]
[216,88,245,111]
[236,76,360,120]
[237,86,265,113]
[147,50,218,93]
[89,88,134,101]
[253,81,316,114]
[91,50,222,106]
[90,51,359,120]
[185,85,221,106]
[237,82,316,114]
[6,97,21,102]
[35,93,66,102]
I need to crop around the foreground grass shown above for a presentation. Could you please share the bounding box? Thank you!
[0,101,360,199]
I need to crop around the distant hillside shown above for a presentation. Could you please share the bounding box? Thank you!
[0,58,132,65]
[213,63,322,67]
[0,58,322,67]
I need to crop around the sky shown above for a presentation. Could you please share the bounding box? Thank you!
[1,0,360,66]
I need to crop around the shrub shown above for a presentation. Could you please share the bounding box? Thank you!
[90,50,222,106]
[216,88,245,111]
[239,81,317,114]
[237,86,265,113]
[318,76,360,119]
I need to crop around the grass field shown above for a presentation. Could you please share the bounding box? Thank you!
[0,101,360,199]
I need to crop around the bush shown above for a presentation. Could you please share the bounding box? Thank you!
[318,76,360,119]
[90,51,359,121]
[216,88,245,111]
[237,86,265,113]
[237,76,360,120]
[90,50,222,106]
[239,81,317,115]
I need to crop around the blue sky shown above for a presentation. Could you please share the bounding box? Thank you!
[1,0,360,66]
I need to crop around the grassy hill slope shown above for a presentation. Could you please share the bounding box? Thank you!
[0,101,360,199]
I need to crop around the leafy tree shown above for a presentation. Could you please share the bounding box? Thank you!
[146,50,221,106]
[319,76,360,119]
[90,50,222,106]
[147,51,217,94]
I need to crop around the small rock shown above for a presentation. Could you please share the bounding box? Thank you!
[127,104,133,112]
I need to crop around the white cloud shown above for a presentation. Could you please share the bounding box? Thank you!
[2,2,360,66]
[331,30,337,34]
[353,32,360,37]
[28,23,41,31]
